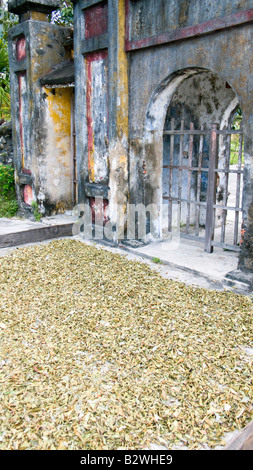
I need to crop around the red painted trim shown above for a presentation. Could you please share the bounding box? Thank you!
[18,72,26,168]
[125,7,253,51]
[22,168,31,175]
[23,184,33,206]
[16,35,26,62]
[90,197,109,224]
[85,50,108,177]
[85,2,108,39]
[125,0,130,51]
[86,50,108,62]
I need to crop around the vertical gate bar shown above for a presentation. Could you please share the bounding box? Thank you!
[186,122,194,233]
[168,118,175,232]
[195,126,204,236]
[233,132,243,245]
[177,119,184,232]
[204,123,218,253]
[220,131,230,244]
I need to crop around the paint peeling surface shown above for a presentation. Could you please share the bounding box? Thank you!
[16,35,26,62]
[90,197,109,224]
[23,184,33,206]
[8,16,74,214]
[43,87,73,208]
[18,72,29,170]
[85,1,108,39]
[86,51,109,184]
[128,18,253,259]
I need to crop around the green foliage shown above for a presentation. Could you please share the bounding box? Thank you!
[0,163,15,197]
[31,201,42,222]
[0,4,19,42]
[0,195,18,217]
[50,1,73,27]
[0,38,11,121]
[232,107,242,130]
[230,136,244,165]
[0,2,17,122]
[0,163,18,217]
[230,107,244,165]
[152,257,162,264]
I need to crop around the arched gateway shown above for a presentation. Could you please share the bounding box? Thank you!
[143,68,244,254]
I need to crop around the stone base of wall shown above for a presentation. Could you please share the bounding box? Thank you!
[224,269,253,294]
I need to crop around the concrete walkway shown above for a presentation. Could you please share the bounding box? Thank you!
[121,236,238,283]
[0,213,76,249]
[0,213,252,293]
[104,236,253,293]
[0,212,77,235]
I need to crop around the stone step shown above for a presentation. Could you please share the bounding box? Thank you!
[225,420,253,450]
[223,278,253,295]
[0,221,74,248]
[224,270,253,295]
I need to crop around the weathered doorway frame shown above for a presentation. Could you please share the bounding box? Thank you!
[143,67,243,255]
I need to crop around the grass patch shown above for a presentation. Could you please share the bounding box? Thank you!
[0,163,18,218]
[230,135,244,165]
[31,201,42,222]
[152,257,162,264]
[0,194,18,218]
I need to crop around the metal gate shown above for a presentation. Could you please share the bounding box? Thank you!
[163,119,244,252]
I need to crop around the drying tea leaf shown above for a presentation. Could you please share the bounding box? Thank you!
[0,239,252,450]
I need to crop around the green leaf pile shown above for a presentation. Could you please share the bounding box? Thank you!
[0,239,252,450]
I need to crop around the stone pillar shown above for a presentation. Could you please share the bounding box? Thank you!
[73,0,109,212]
[73,0,129,240]
[225,117,253,285]
[8,0,72,214]
[238,117,253,272]
[107,0,129,240]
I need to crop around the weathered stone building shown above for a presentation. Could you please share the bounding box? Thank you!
[7,0,253,275]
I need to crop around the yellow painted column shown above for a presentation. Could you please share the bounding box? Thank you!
[117,0,129,142]
[108,0,129,240]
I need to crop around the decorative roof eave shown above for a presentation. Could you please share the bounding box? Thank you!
[8,0,61,15]
[40,60,75,87]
